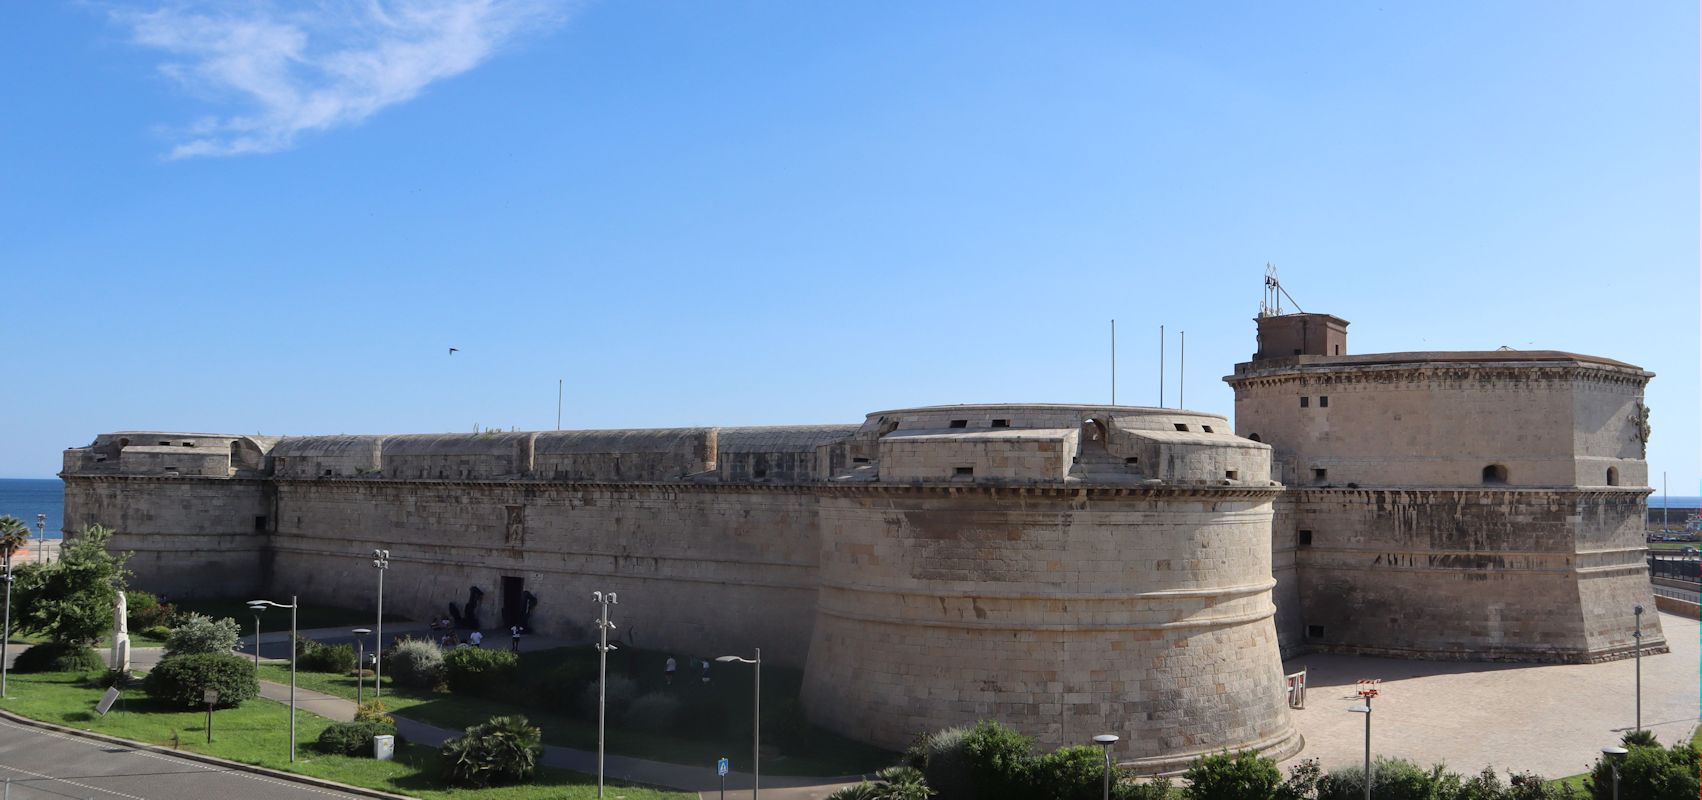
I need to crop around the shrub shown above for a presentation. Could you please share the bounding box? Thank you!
[1620,729,1660,748]
[540,657,598,712]
[141,625,172,640]
[1184,750,1287,800]
[1031,745,1111,800]
[825,767,931,800]
[1585,741,1700,800]
[576,675,639,721]
[905,725,973,800]
[1319,757,1449,800]
[441,714,543,788]
[297,640,357,673]
[355,700,393,725]
[622,692,681,733]
[384,637,446,690]
[143,652,258,708]
[316,720,396,757]
[164,613,240,656]
[126,591,174,631]
[1116,777,1176,800]
[959,720,1035,800]
[444,646,519,696]
[13,642,103,673]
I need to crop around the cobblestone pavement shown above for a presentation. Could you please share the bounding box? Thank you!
[1281,611,1700,780]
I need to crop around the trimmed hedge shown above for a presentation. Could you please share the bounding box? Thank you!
[295,638,357,673]
[13,642,103,674]
[443,646,518,696]
[143,652,259,708]
[316,719,397,756]
[384,638,445,690]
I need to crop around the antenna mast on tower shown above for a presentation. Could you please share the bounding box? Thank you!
[1260,263,1305,318]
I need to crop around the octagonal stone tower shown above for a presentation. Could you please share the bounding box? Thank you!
[801,405,1301,773]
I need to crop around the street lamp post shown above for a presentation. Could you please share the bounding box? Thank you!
[352,628,372,706]
[33,515,43,565]
[1601,746,1628,800]
[591,591,618,799]
[716,648,762,800]
[1633,604,1643,733]
[247,603,266,670]
[1348,698,1373,800]
[1,550,13,699]
[249,596,299,761]
[1092,734,1119,800]
[372,550,389,699]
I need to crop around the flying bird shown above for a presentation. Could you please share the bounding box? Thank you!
[449,348,459,355]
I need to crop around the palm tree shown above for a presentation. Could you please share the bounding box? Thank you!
[0,516,29,562]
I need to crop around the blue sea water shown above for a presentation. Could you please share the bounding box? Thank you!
[0,478,63,539]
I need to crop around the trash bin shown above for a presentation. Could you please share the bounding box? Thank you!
[373,734,396,761]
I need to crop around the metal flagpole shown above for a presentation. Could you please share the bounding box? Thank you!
[1110,320,1116,405]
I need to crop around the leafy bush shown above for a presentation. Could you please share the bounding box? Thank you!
[296,639,356,673]
[1116,778,1176,800]
[621,692,681,733]
[316,720,396,756]
[540,657,598,712]
[826,766,933,800]
[355,700,393,725]
[576,675,639,721]
[1319,757,1451,800]
[125,591,175,631]
[141,625,172,640]
[143,652,258,708]
[164,613,240,656]
[384,638,445,690]
[959,720,1035,800]
[441,715,543,788]
[444,646,518,696]
[906,725,973,800]
[1184,750,1288,800]
[1620,729,1660,748]
[1031,745,1111,800]
[11,526,129,645]
[13,642,103,673]
[1585,741,1700,800]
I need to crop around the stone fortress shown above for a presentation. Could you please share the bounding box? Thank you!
[60,308,1664,773]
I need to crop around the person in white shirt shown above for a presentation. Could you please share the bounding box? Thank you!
[664,656,677,685]
[468,630,483,647]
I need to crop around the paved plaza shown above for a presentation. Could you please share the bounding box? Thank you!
[1281,611,1700,780]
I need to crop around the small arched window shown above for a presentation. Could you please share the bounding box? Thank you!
[1606,466,1619,486]
[1482,464,1509,485]
[1248,433,1262,443]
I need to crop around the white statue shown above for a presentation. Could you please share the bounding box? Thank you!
[111,590,130,673]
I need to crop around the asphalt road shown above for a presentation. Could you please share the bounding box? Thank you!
[0,717,370,800]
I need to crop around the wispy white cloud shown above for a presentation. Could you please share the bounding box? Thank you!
[115,1,570,158]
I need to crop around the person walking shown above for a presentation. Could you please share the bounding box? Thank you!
[509,625,522,653]
[664,656,677,685]
[468,629,483,648]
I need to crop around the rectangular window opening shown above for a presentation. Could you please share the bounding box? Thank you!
[852,457,870,464]
[953,466,974,477]
[158,441,171,446]
[1298,529,1313,546]
[753,468,768,479]
[1124,457,1139,465]
[1225,470,1239,480]
[1202,425,1215,433]
[1312,468,1328,482]
[1306,625,1325,639]
[1300,397,1310,408]
[1172,423,1188,432]
[323,469,333,477]
[1334,345,1341,355]
[181,442,194,447]
[948,419,968,429]
[1319,396,1329,408]
[990,419,1010,428]
[254,516,268,532]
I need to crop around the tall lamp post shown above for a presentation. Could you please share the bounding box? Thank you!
[352,628,371,706]
[1633,604,1644,733]
[247,603,266,670]
[1092,734,1119,800]
[372,550,389,698]
[716,648,762,800]
[591,591,618,799]
[1,549,13,699]
[33,515,43,564]
[1601,746,1627,800]
[249,596,299,760]
[1347,697,1373,800]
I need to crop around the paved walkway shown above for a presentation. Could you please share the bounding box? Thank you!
[1281,611,1701,779]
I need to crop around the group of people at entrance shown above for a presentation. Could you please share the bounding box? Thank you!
[663,655,711,685]
[429,621,527,652]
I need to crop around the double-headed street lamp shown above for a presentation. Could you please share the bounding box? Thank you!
[591,591,619,799]
[249,596,298,761]
[716,648,762,800]
[1092,734,1119,800]
[352,628,372,706]
[372,550,389,699]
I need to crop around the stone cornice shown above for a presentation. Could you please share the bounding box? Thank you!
[1282,487,1654,501]
[1225,361,1650,391]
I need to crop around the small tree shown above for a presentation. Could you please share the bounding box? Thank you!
[12,525,129,645]
[163,613,240,656]
[0,516,30,561]
[143,652,259,708]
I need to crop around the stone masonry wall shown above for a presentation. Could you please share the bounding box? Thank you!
[264,481,823,666]
[63,476,269,598]
[802,486,1299,773]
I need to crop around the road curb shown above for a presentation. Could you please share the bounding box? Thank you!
[0,706,417,800]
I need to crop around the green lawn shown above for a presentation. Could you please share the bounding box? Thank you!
[258,645,895,777]
[171,597,409,634]
[0,671,689,799]
[1646,541,1698,551]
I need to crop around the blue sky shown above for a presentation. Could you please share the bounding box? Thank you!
[2,1,1697,493]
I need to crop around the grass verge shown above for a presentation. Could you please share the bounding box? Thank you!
[0,671,690,799]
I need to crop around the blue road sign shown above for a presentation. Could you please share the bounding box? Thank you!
[717,757,729,776]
